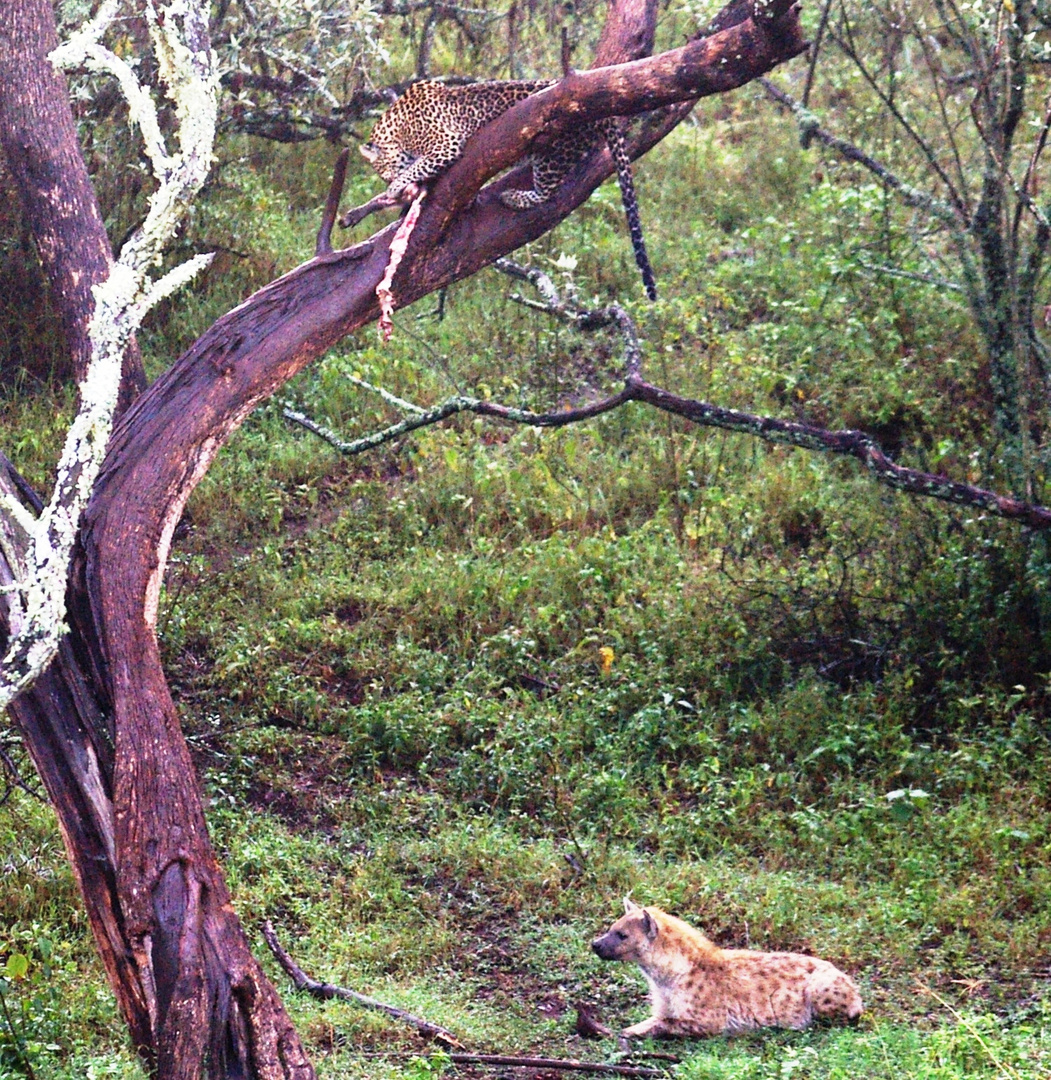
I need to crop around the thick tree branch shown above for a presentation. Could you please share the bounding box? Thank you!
[419,1,807,238]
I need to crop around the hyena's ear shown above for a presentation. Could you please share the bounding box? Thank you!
[641,908,658,941]
[623,897,640,914]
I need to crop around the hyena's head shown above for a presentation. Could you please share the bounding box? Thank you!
[591,898,659,963]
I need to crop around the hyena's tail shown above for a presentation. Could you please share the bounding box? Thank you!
[601,118,658,302]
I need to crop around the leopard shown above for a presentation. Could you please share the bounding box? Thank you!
[357,79,658,300]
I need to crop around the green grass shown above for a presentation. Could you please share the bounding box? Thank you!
[3,782,1047,1076]
[2,64,1051,1080]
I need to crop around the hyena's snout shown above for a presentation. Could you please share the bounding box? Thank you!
[591,932,620,960]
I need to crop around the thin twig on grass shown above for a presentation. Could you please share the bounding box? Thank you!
[353,1051,670,1077]
[260,920,464,1047]
[445,1052,669,1076]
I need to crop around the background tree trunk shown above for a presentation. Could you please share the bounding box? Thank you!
[3,1,806,1075]
[0,0,146,411]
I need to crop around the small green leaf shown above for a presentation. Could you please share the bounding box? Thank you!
[5,953,29,980]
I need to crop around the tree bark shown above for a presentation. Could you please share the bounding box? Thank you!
[6,1,805,1076]
[0,0,146,411]
[0,459,143,1051]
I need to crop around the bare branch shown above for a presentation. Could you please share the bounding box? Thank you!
[445,1054,667,1077]
[760,80,959,223]
[802,0,834,107]
[284,386,637,454]
[342,1050,668,1077]
[494,259,641,374]
[911,10,974,212]
[286,273,1051,529]
[345,376,427,414]
[830,14,969,223]
[1012,100,1051,246]
[760,78,995,338]
[316,148,349,256]
[630,380,1051,527]
[854,258,963,291]
[261,921,464,1047]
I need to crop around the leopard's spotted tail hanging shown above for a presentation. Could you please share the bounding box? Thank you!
[601,119,657,302]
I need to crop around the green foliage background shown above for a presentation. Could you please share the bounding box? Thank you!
[1,1,1050,1077]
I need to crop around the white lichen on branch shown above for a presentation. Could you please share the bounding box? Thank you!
[0,0,218,710]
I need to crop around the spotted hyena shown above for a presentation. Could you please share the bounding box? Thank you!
[591,899,863,1038]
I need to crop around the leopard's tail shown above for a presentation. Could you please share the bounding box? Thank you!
[601,118,657,302]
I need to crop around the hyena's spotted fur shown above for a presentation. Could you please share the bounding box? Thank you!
[592,899,863,1039]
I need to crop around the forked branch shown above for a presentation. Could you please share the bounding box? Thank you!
[286,261,1051,530]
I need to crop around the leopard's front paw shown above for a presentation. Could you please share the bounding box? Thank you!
[386,178,426,204]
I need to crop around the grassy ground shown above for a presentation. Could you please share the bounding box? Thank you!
[2,90,1050,1080]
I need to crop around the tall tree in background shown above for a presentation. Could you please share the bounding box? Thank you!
[0,0,146,410]
[765,0,1051,501]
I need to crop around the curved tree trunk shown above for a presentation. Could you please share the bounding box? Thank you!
[0,0,147,411]
[7,1,806,1076]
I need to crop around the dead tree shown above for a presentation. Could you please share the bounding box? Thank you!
[0,0,806,1076]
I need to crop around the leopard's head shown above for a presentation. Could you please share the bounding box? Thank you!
[358,138,401,183]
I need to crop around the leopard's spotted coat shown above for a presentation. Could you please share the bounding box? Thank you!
[359,79,657,300]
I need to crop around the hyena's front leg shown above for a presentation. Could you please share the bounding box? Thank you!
[620,1016,669,1039]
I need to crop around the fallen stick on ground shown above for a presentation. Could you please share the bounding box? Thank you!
[262,921,675,1075]
[445,1053,669,1076]
[353,1052,670,1077]
[261,920,463,1048]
